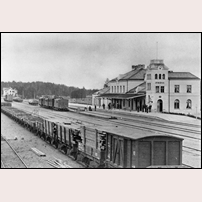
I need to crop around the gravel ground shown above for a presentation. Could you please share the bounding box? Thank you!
[1,113,83,168]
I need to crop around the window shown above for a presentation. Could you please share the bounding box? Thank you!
[120,86,122,93]
[174,99,180,109]
[156,86,160,93]
[155,74,158,79]
[114,86,116,93]
[147,83,151,90]
[186,99,192,109]
[159,74,161,79]
[187,85,192,93]
[175,85,180,93]
[117,86,119,93]
[147,74,151,80]
[161,86,164,93]
[163,74,165,79]
[123,86,125,93]
[112,86,113,93]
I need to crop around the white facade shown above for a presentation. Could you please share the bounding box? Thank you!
[3,87,18,97]
[145,60,201,114]
[169,79,200,114]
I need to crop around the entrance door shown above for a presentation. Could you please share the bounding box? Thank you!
[157,99,163,112]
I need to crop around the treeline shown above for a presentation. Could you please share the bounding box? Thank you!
[1,81,99,99]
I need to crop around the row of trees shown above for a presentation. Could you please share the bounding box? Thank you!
[1,81,99,99]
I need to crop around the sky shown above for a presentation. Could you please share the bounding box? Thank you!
[1,33,201,89]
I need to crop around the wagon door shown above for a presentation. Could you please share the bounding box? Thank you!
[138,141,151,168]
[112,136,125,167]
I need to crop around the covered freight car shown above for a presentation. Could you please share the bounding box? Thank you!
[2,105,184,168]
[101,125,183,168]
[54,97,69,111]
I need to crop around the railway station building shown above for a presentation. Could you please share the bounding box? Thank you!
[98,59,201,114]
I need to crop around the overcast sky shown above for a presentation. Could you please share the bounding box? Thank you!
[1,33,201,89]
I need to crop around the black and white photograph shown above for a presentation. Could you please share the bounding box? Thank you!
[1,33,201,169]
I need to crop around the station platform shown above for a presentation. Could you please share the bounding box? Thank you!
[69,103,201,125]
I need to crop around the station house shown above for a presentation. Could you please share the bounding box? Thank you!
[97,59,200,114]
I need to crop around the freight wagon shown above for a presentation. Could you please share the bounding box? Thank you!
[1,106,184,168]
[28,99,38,105]
[39,95,69,111]
[4,94,13,102]
[13,97,23,102]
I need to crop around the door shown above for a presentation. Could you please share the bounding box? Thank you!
[157,99,163,112]
[138,141,151,168]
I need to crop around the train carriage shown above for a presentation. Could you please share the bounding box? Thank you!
[1,105,184,168]
[54,97,69,111]
[101,126,183,168]
[56,123,80,157]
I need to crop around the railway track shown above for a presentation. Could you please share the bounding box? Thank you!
[81,110,201,135]
[69,104,201,128]
[29,109,200,156]
[1,135,28,168]
[43,110,201,156]
[9,103,201,157]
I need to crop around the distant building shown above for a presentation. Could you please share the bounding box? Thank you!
[98,59,200,115]
[3,87,18,97]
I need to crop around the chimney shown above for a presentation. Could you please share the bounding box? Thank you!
[132,64,145,70]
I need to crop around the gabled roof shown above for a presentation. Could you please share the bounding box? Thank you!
[110,68,146,82]
[168,72,200,80]
[127,82,146,94]
[93,87,110,95]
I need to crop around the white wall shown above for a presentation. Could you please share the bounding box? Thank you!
[169,79,200,114]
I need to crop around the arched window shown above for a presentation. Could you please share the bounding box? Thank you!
[186,99,192,109]
[163,74,165,79]
[114,86,116,93]
[174,99,180,109]
[155,74,158,79]
[159,74,161,79]
[112,86,113,93]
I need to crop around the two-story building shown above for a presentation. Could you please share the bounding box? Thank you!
[2,87,18,97]
[98,59,200,114]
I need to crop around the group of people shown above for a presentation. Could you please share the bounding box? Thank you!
[85,102,152,113]
[137,104,152,113]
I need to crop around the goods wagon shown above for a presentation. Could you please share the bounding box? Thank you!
[54,97,69,110]
[39,95,69,111]
[28,99,38,105]
[35,120,183,168]
[4,94,13,102]
[1,106,184,168]
[13,97,23,102]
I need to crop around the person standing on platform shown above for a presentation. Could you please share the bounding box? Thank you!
[137,102,140,112]
[94,105,96,111]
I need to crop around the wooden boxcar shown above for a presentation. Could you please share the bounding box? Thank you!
[54,97,69,110]
[2,106,184,168]
[98,125,183,168]
[4,94,13,102]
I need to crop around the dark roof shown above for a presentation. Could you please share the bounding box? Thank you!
[97,93,145,99]
[94,87,110,95]
[94,125,183,140]
[110,68,146,82]
[168,72,200,80]
[127,82,146,93]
